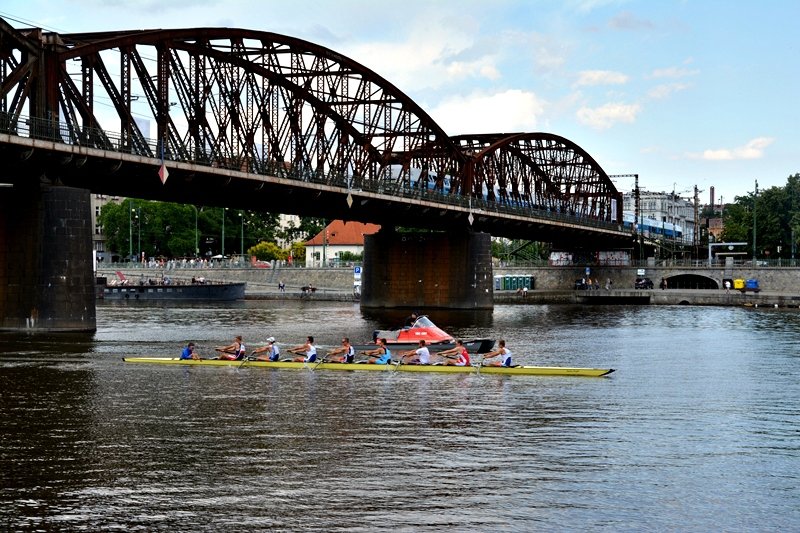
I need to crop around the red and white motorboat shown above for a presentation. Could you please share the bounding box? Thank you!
[357,315,495,354]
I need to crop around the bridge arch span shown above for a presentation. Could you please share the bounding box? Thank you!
[454,132,621,223]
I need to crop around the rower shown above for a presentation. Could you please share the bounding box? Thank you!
[327,337,355,363]
[288,336,317,363]
[216,335,246,360]
[361,338,392,364]
[436,339,470,366]
[482,339,512,367]
[180,342,200,360]
[252,337,280,362]
[399,339,430,365]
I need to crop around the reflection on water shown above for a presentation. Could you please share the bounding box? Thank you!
[1,302,799,531]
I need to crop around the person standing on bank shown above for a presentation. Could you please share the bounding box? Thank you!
[482,339,512,367]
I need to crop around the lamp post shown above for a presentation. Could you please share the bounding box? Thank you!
[191,205,199,257]
[221,207,226,257]
[753,179,758,262]
[128,203,134,262]
[239,211,244,258]
[137,207,141,262]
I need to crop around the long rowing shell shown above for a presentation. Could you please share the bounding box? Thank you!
[122,358,615,377]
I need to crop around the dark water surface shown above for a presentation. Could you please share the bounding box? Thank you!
[2,302,799,531]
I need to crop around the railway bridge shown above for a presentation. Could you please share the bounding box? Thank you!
[0,18,630,331]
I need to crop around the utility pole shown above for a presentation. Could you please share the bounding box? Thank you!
[753,179,758,261]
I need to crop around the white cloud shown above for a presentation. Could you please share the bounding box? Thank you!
[647,82,691,99]
[429,90,546,135]
[691,137,775,161]
[608,11,655,30]
[649,66,699,79]
[575,70,629,86]
[576,102,641,129]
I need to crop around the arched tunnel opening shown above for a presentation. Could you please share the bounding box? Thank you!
[665,274,719,290]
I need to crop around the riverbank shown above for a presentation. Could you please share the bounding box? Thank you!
[97,267,800,307]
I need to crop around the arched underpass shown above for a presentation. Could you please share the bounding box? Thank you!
[665,274,719,290]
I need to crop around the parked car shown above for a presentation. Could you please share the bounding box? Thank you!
[634,277,654,289]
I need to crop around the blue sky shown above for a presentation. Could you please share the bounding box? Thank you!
[2,0,797,205]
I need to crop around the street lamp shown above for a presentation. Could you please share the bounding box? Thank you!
[239,211,244,258]
[221,207,226,257]
[190,205,199,256]
[136,207,141,262]
[753,179,758,262]
[128,203,134,262]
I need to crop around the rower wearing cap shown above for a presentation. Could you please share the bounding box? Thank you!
[253,337,280,362]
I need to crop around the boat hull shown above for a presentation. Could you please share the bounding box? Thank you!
[102,282,246,301]
[122,357,614,377]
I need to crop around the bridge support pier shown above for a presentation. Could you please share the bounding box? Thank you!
[0,183,96,332]
[360,229,493,309]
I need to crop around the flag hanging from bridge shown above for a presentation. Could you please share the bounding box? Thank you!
[158,163,169,184]
[158,141,169,184]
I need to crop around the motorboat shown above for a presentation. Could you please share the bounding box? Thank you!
[358,315,495,354]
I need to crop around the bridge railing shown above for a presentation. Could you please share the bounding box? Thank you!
[2,113,622,231]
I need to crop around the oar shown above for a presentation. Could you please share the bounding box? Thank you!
[312,355,327,370]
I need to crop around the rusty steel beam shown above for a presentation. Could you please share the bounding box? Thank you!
[0,18,624,238]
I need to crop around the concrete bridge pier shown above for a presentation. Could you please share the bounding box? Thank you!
[360,228,493,309]
[0,183,96,332]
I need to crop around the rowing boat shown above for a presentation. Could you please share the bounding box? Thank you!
[121,357,615,377]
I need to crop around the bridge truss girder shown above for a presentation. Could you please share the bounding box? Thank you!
[0,19,626,244]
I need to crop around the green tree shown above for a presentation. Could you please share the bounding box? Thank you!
[721,173,800,259]
[247,241,287,261]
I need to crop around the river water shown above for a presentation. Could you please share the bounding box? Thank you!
[1,301,799,531]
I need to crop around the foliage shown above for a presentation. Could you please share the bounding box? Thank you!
[248,241,288,261]
[99,200,283,260]
[338,251,363,262]
[720,173,800,258]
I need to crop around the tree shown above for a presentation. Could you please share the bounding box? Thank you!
[247,241,287,261]
[721,173,800,259]
[99,200,282,260]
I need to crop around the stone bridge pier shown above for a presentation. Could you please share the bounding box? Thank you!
[360,228,493,309]
[0,183,96,332]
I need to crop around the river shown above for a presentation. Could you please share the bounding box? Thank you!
[1,301,799,531]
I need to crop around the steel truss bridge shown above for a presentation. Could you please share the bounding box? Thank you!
[0,18,630,247]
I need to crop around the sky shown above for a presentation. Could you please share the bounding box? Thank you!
[1,0,797,206]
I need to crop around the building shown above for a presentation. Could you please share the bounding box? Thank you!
[622,190,697,245]
[304,220,380,267]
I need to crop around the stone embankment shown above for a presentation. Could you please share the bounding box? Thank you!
[97,265,800,307]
